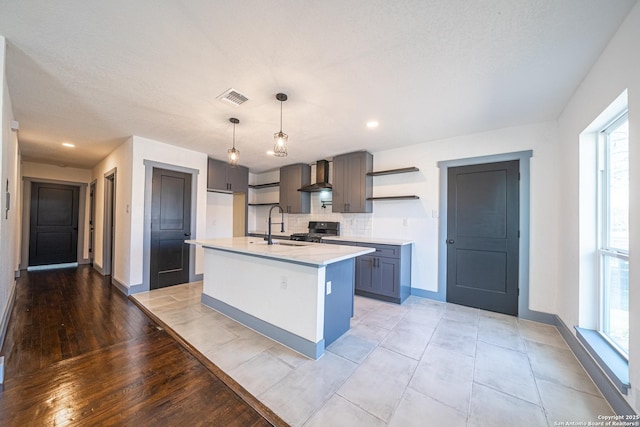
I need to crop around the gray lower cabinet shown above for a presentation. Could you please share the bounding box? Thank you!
[279,163,310,213]
[332,151,372,213]
[325,240,411,304]
[207,158,248,193]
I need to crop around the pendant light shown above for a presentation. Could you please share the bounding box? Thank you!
[273,93,288,157]
[227,117,240,166]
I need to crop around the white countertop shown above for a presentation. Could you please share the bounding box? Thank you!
[322,236,414,246]
[187,237,375,266]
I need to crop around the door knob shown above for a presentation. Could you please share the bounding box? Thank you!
[447,239,454,244]
[184,233,191,237]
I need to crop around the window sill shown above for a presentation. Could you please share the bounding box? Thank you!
[575,327,629,395]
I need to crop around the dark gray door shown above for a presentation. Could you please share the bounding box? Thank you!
[150,168,192,289]
[29,182,79,266]
[103,173,116,276]
[89,182,96,265]
[446,160,519,315]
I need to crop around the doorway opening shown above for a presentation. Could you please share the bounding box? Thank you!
[103,171,116,276]
[89,181,96,266]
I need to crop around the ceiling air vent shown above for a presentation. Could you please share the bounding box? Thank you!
[216,88,249,106]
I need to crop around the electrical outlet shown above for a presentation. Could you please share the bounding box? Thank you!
[280,276,288,290]
[326,281,332,295]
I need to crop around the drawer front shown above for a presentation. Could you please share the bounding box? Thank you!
[324,240,400,258]
[350,242,399,258]
[370,245,399,258]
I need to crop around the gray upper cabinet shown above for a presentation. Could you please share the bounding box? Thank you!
[207,158,248,193]
[279,163,311,214]
[332,151,373,213]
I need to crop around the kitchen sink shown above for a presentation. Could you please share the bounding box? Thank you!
[276,241,309,247]
[250,240,308,247]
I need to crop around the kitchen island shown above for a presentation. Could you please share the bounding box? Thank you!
[187,237,374,359]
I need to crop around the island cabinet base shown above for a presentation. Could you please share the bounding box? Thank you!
[199,246,356,359]
[323,258,356,346]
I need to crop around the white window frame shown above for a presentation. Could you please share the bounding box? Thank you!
[596,111,629,358]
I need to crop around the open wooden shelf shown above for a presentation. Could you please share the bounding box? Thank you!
[248,182,280,189]
[367,196,420,201]
[367,167,419,176]
[248,202,280,206]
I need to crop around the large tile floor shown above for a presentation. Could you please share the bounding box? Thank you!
[133,282,613,427]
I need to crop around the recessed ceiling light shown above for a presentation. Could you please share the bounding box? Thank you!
[62,142,75,148]
[366,121,379,128]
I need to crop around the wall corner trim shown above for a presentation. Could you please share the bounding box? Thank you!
[128,283,147,295]
[410,288,445,302]
[93,263,104,275]
[111,277,130,296]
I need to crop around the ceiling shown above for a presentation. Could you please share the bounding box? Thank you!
[0,0,636,172]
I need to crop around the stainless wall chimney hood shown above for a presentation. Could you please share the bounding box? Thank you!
[298,160,332,192]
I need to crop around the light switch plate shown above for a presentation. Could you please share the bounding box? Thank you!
[326,281,332,295]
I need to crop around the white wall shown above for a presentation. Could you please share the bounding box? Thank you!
[557,2,640,413]
[206,192,233,239]
[250,121,560,314]
[91,138,133,285]
[372,121,560,313]
[22,161,92,183]
[0,35,21,337]
[91,135,209,290]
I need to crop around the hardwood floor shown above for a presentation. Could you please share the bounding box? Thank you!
[0,266,285,426]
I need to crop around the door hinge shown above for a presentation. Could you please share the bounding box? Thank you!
[518,172,521,181]
[518,230,520,238]
[518,288,520,296]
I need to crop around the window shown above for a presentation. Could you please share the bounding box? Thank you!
[597,112,629,356]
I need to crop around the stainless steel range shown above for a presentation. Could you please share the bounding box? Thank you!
[290,221,340,243]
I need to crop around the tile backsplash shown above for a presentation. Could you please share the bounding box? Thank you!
[251,191,373,238]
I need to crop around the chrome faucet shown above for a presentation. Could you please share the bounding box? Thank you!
[266,205,285,245]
